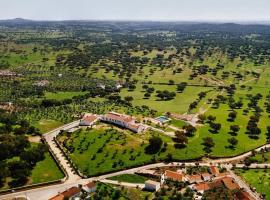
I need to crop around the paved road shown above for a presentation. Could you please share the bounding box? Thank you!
[43,120,81,183]
[1,161,264,200]
[1,120,269,200]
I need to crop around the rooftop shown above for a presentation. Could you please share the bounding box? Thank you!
[165,170,184,180]
[104,112,133,123]
[84,181,96,189]
[145,180,160,186]
[222,177,240,190]
[210,166,220,175]
[194,182,210,191]
[61,187,81,198]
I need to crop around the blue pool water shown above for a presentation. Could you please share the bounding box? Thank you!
[156,116,170,123]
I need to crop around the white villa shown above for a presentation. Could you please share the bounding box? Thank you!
[101,111,146,133]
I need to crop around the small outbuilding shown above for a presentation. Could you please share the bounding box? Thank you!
[144,180,161,191]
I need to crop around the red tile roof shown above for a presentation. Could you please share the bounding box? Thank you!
[187,174,202,182]
[165,170,184,181]
[194,183,211,191]
[222,177,240,190]
[82,114,97,123]
[216,172,230,179]
[210,166,220,175]
[85,182,96,189]
[105,112,133,123]
[235,190,255,200]
[49,194,65,200]
[61,187,80,198]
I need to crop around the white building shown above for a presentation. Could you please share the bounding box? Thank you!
[101,112,146,133]
[144,180,161,191]
[79,113,99,126]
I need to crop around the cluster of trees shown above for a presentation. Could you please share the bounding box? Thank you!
[156,90,176,101]
[142,85,155,99]
[177,82,187,93]
[246,116,261,139]
[0,111,47,187]
[189,92,207,112]
[145,136,163,154]
[205,115,221,134]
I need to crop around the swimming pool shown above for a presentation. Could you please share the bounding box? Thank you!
[155,116,171,123]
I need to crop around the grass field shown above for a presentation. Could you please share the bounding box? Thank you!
[108,174,147,183]
[169,119,188,128]
[34,119,64,133]
[235,169,270,200]
[120,85,213,115]
[45,91,88,100]
[57,124,203,176]
[30,152,65,184]
[0,152,64,190]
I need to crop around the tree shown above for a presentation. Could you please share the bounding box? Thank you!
[202,137,215,153]
[128,84,136,91]
[198,114,206,124]
[266,126,270,141]
[168,80,174,85]
[8,160,31,187]
[177,82,187,93]
[183,125,196,137]
[174,131,188,148]
[145,136,163,154]
[210,122,221,133]
[230,125,240,135]
[207,115,216,123]
[228,111,237,122]
[198,92,207,100]
[142,84,149,90]
[144,92,151,99]
[228,137,238,148]
[124,96,133,103]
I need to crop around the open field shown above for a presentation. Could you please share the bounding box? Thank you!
[45,91,88,100]
[34,119,64,133]
[30,153,65,184]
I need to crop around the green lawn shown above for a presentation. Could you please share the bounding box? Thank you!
[34,119,64,133]
[169,119,188,128]
[57,125,202,177]
[235,169,270,200]
[30,152,65,184]
[120,85,212,115]
[45,91,88,100]
[108,174,147,183]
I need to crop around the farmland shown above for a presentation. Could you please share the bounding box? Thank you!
[1,21,270,188]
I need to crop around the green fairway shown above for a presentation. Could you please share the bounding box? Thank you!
[235,169,270,200]
[30,153,65,184]
[108,174,148,183]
